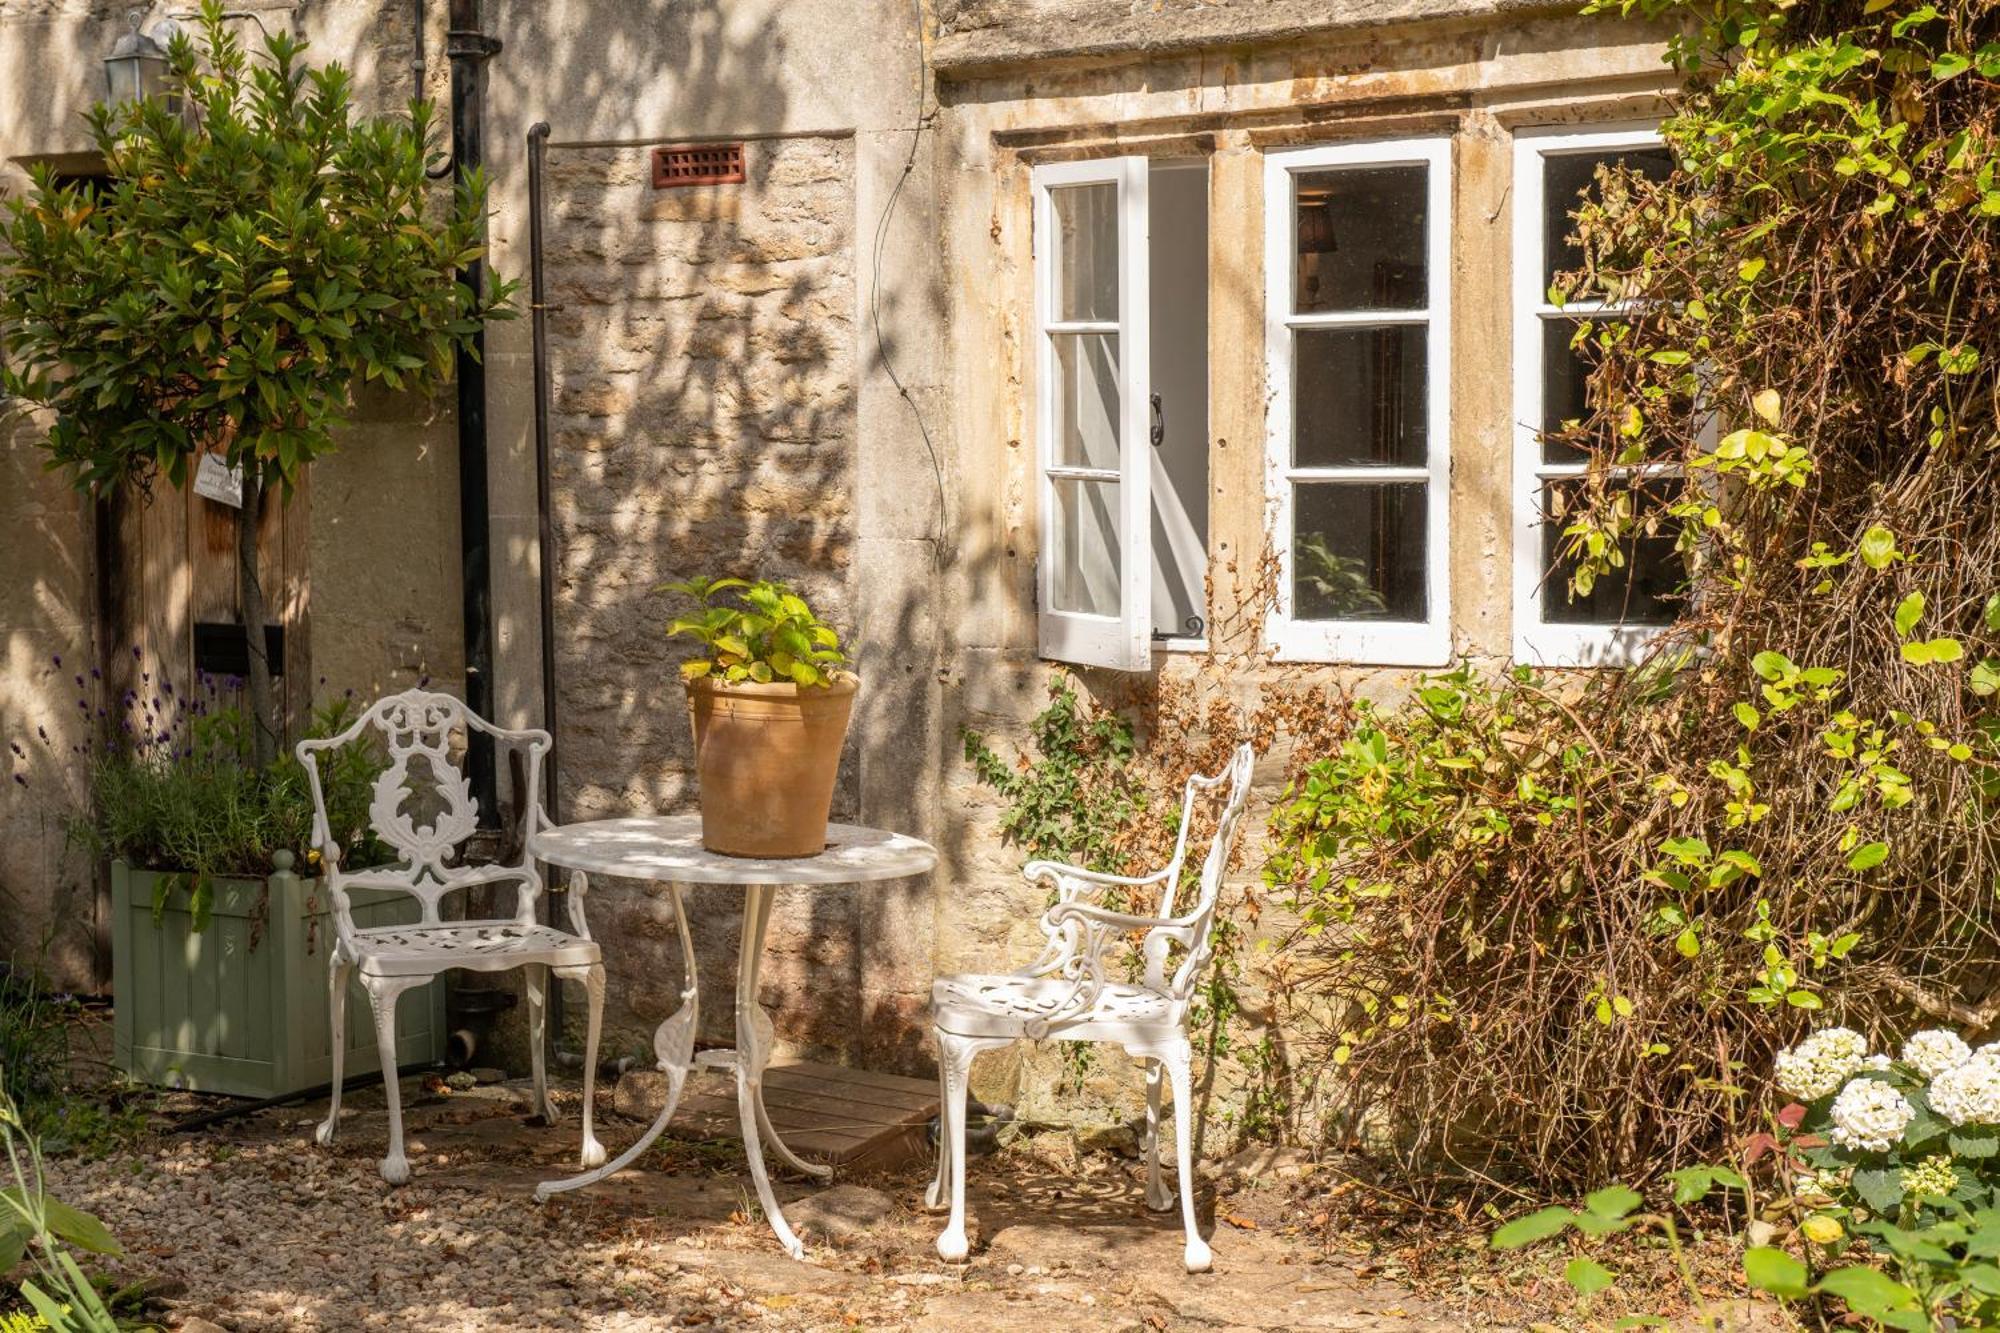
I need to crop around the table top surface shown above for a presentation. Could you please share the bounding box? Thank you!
[530,815,938,885]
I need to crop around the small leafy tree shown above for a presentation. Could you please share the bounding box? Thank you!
[0,2,513,766]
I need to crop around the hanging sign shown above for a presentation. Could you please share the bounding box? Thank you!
[193,453,244,509]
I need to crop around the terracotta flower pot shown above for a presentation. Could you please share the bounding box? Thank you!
[686,673,858,857]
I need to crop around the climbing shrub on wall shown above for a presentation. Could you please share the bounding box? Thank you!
[1269,0,2000,1192]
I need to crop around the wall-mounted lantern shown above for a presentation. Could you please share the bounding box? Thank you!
[103,11,173,107]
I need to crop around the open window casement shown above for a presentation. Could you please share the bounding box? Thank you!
[1033,157,1155,671]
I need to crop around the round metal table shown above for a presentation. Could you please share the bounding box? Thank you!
[527,815,938,1258]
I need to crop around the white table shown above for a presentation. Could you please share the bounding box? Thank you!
[527,815,938,1257]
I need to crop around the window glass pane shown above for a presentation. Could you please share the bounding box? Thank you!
[1536,478,1681,626]
[1052,183,1118,322]
[1293,165,1427,315]
[1295,325,1426,468]
[1050,477,1121,615]
[1541,147,1673,289]
[1292,482,1427,621]
[1540,317,1592,465]
[1051,332,1120,470]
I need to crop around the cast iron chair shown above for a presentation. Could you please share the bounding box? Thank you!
[928,743,1256,1273]
[296,688,605,1183]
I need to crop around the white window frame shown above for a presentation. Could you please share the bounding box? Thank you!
[1032,157,1154,672]
[1511,124,1679,668]
[1263,138,1453,666]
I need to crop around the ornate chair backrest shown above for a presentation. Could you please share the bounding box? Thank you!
[295,689,549,957]
[1147,743,1256,999]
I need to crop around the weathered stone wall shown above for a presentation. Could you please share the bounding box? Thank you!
[538,133,894,1055]
[928,7,1681,1126]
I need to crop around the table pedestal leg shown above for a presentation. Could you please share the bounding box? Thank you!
[535,884,698,1202]
[736,883,810,1258]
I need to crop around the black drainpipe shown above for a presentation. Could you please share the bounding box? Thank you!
[528,120,569,1054]
[446,0,501,826]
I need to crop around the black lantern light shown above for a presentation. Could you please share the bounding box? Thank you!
[103,10,172,107]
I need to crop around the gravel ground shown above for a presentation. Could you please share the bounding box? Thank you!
[42,1074,1485,1332]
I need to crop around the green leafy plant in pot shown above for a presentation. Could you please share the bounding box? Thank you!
[663,578,856,858]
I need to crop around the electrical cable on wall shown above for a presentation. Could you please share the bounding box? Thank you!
[869,0,950,569]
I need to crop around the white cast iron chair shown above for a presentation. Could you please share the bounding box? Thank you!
[929,743,1255,1273]
[296,688,606,1184]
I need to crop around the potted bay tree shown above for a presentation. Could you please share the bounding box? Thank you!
[0,4,510,1094]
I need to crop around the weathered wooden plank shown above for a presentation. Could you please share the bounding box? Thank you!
[137,481,191,704]
[654,1059,938,1169]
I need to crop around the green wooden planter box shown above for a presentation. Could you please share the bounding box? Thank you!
[110,859,447,1099]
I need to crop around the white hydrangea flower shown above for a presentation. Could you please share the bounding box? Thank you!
[1863,1054,1893,1071]
[1902,1029,1973,1079]
[1975,1041,2000,1060]
[1774,1027,1870,1101]
[1828,1078,1915,1153]
[1930,1053,2000,1127]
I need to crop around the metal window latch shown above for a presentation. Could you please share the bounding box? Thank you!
[1150,393,1165,448]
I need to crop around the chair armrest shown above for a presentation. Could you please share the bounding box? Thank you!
[1044,900,1186,934]
[1022,860,1170,893]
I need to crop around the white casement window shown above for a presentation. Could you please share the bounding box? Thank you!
[1263,139,1452,665]
[1512,126,1682,667]
[1033,157,1212,671]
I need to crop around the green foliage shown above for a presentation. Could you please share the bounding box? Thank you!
[0,1,512,498]
[1490,1171,1748,1325]
[60,672,387,933]
[1270,0,2000,1195]
[961,675,1141,874]
[0,1094,121,1333]
[661,577,850,689]
[0,1,513,769]
[0,971,144,1161]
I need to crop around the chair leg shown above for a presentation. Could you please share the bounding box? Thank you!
[1144,1057,1172,1212]
[924,1031,952,1212]
[578,962,606,1168]
[525,962,555,1123]
[365,976,417,1185]
[935,1033,1014,1261]
[315,955,353,1148]
[1161,1043,1210,1273]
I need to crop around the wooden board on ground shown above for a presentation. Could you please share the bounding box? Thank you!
[664,1058,936,1173]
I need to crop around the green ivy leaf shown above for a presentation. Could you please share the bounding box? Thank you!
[1751,650,1795,681]
[1895,592,1926,638]
[1847,841,1889,871]
[1816,1266,1920,1319]
[1491,1206,1575,1250]
[1734,702,1761,730]
[1565,1257,1617,1298]
[1859,525,1898,569]
[1584,1184,1644,1220]
[1970,660,2000,697]
[1743,1246,1809,1299]
[1902,638,1964,665]
[1932,52,1972,80]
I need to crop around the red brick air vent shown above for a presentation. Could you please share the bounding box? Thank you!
[651,143,746,189]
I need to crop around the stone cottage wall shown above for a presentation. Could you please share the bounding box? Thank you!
[537,133,902,1057]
